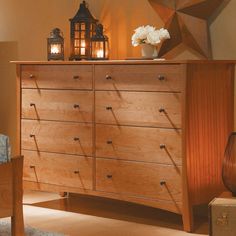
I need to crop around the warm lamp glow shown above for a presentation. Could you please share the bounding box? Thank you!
[96,49,103,58]
[51,44,60,54]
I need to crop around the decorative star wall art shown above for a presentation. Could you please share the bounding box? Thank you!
[148,0,227,58]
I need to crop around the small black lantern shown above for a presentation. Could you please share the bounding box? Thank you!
[90,24,109,60]
[69,1,98,60]
[47,28,64,61]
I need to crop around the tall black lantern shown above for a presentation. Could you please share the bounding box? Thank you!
[69,1,98,60]
[47,28,64,61]
[90,24,109,60]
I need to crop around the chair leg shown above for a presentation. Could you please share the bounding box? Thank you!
[11,156,24,236]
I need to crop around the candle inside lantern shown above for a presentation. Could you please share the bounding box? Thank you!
[96,49,104,58]
[81,40,86,55]
[51,44,61,54]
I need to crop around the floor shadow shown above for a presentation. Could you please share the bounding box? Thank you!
[25,192,208,234]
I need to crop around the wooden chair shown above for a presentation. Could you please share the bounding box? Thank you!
[0,156,24,236]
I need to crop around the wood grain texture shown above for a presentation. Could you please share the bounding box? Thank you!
[22,89,93,123]
[96,158,182,203]
[23,180,182,214]
[11,156,24,236]
[95,64,183,92]
[21,120,93,156]
[185,63,234,205]
[21,65,93,89]
[0,156,24,235]
[96,124,182,165]
[22,150,93,190]
[95,91,182,128]
[0,162,13,218]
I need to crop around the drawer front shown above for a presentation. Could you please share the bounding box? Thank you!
[96,124,182,165]
[95,65,183,92]
[22,150,93,189]
[95,91,181,128]
[21,120,93,156]
[96,158,182,202]
[22,89,93,122]
[21,65,92,89]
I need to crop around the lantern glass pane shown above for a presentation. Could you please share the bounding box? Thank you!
[74,40,79,47]
[81,23,85,30]
[75,23,80,31]
[80,31,85,38]
[75,31,79,38]
[75,48,80,55]
[105,41,109,58]
[92,41,104,58]
[50,44,62,54]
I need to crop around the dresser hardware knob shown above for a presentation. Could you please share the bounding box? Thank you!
[30,165,35,169]
[29,74,35,79]
[74,170,80,174]
[160,180,166,186]
[107,140,113,144]
[106,106,113,110]
[30,103,35,107]
[29,134,35,138]
[73,104,80,109]
[160,144,166,149]
[74,137,80,141]
[158,75,165,81]
[107,174,113,179]
[73,75,80,80]
[159,108,165,113]
[105,75,112,80]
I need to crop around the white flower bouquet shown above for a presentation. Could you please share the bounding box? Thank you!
[131,25,170,47]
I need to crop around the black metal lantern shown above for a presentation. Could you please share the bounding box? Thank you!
[69,1,98,60]
[90,24,109,60]
[47,28,64,61]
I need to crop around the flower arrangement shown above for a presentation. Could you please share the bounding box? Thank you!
[131,25,170,47]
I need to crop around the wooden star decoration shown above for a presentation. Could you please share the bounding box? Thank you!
[148,0,225,58]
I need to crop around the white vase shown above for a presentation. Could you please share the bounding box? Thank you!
[141,44,158,58]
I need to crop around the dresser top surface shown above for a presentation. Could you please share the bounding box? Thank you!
[11,59,236,65]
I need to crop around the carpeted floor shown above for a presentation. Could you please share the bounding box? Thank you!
[0,218,65,236]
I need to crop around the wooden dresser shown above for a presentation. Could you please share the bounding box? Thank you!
[14,60,235,232]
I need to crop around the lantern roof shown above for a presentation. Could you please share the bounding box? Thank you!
[70,1,98,23]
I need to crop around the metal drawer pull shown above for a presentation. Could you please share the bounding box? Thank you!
[160,180,166,186]
[73,75,80,80]
[30,165,35,169]
[74,170,80,174]
[159,107,165,113]
[30,134,35,138]
[105,75,112,80]
[107,140,113,144]
[106,174,113,179]
[74,137,80,141]
[29,74,35,79]
[73,104,80,109]
[158,75,165,81]
[106,106,113,110]
[30,103,35,107]
[159,144,166,149]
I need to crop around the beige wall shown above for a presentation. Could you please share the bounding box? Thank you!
[0,0,235,152]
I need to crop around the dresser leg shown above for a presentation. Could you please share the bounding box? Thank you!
[182,205,194,232]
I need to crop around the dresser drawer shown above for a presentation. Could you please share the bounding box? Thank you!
[22,150,93,189]
[22,89,93,122]
[95,65,183,92]
[95,91,181,128]
[21,65,92,89]
[21,120,93,156]
[96,124,182,165]
[96,158,182,202]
